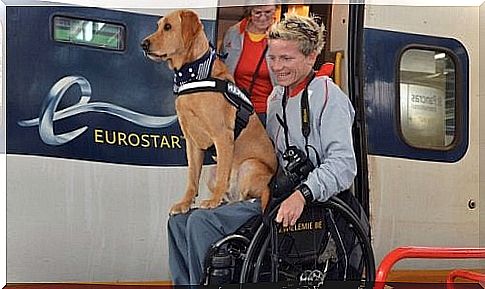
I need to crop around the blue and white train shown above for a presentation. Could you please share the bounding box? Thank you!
[2,0,483,284]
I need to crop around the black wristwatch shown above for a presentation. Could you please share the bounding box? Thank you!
[297,184,314,204]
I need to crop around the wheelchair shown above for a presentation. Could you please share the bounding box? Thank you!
[201,190,376,288]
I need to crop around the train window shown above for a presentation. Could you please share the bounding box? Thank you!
[53,16,125,50]
[399,49,456,149]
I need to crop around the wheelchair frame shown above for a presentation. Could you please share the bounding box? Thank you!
[202,195,376,288]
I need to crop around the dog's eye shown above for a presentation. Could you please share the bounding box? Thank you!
[163,23,172,31]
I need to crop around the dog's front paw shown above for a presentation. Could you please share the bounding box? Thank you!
[200,198,223,209]
[170,201,192,215]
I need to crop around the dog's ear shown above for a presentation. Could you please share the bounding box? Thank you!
[180,10,202,48]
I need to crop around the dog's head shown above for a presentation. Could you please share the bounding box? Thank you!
[141,9,206,70]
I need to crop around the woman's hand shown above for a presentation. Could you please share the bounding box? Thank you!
[275,190,306,227]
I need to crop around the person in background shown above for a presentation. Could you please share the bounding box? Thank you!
[221,5,277,124]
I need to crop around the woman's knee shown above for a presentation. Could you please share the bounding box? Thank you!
[186,209,225,236]
[186,209,210,229]
[167,213,190,236]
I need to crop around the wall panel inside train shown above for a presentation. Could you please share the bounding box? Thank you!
[363,5,481,269]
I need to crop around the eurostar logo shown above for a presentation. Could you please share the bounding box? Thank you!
[18,75,178,146]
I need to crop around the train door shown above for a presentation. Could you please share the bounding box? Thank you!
[361,4,481,271]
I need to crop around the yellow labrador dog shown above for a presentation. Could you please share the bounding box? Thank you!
[141,9,276,215]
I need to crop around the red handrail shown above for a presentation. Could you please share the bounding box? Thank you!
[446,269,485,289]
[374,246,485,289]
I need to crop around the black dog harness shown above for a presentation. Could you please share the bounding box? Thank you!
[177,78,254,141]
[173,47,254,144]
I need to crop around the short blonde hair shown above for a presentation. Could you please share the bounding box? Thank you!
[269,13,325,56]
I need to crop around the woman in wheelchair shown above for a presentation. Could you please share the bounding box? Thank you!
[167,13,375,287]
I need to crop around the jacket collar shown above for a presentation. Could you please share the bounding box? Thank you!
[239,18,249,34]
[288,72,315,98]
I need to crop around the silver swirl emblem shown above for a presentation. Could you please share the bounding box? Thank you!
[18,75,178,145]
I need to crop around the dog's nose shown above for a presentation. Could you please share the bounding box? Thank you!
[141,39,150,52]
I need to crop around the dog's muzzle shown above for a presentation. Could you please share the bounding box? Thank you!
[140,39,168,60]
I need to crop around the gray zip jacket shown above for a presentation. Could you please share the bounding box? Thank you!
[221,20,245,76]
[266,75,357,202]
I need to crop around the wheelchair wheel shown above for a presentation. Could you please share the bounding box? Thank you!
[239,196,375,288]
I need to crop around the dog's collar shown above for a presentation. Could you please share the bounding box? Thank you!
[173,47,216,93]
